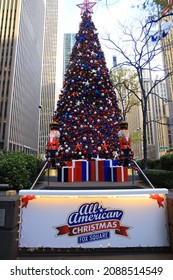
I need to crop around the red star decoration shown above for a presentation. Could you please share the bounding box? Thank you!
[74,143,82,151]
[77,0,96,15]
[102,142,109,151]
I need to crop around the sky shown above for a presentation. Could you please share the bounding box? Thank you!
[63,0,136,33]
[61,0,138,69]
[56,0,164,101]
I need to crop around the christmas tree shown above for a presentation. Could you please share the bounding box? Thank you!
[48,1,123,167]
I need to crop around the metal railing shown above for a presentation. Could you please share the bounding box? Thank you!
[130,159,155,189]
[30,161,48,190]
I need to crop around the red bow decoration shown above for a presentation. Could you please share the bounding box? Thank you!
[21,195,36,208]
[150,194,164,208]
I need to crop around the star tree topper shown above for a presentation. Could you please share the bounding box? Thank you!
[77,0,96,15]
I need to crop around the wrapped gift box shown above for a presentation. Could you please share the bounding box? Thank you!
[57,160,127,183]
[112,160,120,166]
[73,160,89,182]
[66,161,73,167]
[98,159,112,181]
[62,166,74,182]
[111,166,128,182]
[89,160,96,181]
[90,159,112,182]
[104,159,112,181]
[74,161,82,182]
[81,160,89,181]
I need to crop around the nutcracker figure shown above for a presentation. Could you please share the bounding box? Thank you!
[118,122,133,166]
[46,122,60,168]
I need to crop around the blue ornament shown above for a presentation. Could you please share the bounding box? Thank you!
[94,89,100,95]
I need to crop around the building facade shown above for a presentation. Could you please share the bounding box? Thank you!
[161,11,173,151]
[63,33,76,76]
[0,0,45,155]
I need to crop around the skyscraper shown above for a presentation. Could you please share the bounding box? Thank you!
[161,10,173,150]
[63,33,76,75]
[0,0,45,155]
[39,0,62,156]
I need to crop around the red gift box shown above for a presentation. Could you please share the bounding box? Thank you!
[72,160,89,182]
[98,160,105,181]
[90,159,107,181]
[74,161,82,182]
[66,161,73,167]
[111,166,128,182]
[90,160,96,181]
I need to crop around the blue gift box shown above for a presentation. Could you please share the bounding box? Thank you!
[82,160,89,181]
[112,160,120,166]
[103,160,112,181]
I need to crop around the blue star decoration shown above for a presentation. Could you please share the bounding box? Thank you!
[77,0,96,15]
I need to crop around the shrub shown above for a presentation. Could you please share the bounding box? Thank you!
[136,159,145,169]
[139,169,173,189]
[136,159,161,170]
[0,151,42,190]
[160,153,173,171]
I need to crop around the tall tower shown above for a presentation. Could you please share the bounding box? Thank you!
[63,33,76,75]
[162,19,173,150]
[39,0,62,156]
[0,0,45,154]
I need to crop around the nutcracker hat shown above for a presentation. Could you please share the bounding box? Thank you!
[119,121,128,130]
[49,122,59,130]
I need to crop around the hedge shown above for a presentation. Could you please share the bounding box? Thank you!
[137,153,173,171]
[139,169,173,189]
[0,151,43,190]
[136,154,173,188]
[160,154,173,171]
